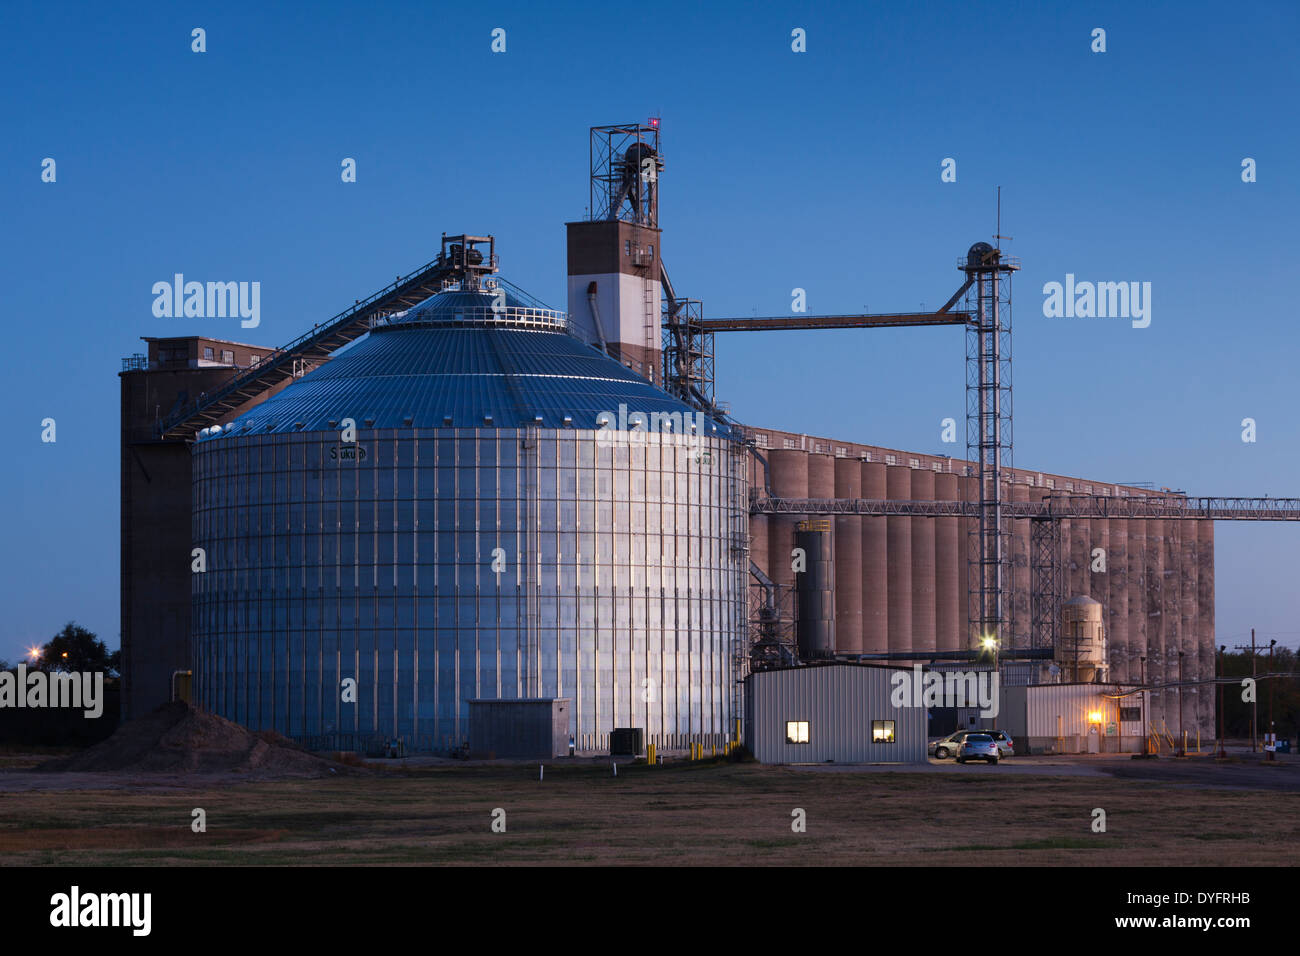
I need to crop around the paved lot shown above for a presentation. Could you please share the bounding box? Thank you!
[789,754,1299,791]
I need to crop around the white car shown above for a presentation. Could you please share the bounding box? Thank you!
[929,729,1015,759]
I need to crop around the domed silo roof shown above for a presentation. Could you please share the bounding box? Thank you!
[202,282,729,438]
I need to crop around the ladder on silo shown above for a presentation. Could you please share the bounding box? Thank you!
[643,268,658,383]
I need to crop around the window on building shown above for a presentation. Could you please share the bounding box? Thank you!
[872,720,896,743]
[221,349,234,364]
[624,239,631,256]
[1065,482,1074,492]
[250,354,260,366]
[754,433,768,448]
[885,455,896,465]
[203,346,214,360]
[1045,478,1055,489]
[783,438,797,449]
[909,458,919,468]
[836,446,847,457]
[785,721,809,744]
[648,244,654,259]
[1120,707,1141,722]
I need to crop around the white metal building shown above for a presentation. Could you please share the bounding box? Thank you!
[1000,683,1152,754]
[744,662,927,764]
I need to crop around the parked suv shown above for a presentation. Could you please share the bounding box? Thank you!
[956,733,999,764]
[929,729,1014,759]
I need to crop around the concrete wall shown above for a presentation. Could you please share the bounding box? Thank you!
[747,430,1217,737]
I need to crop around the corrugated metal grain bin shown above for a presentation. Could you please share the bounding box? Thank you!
[744,663,926,764]
[468,698,570,759]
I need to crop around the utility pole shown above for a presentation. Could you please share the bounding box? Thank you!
[1232,630,1259,753]
[1252,629,1258,754]
[1268,639,1276,761]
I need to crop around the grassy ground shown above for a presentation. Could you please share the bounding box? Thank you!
[1,757,1297,866]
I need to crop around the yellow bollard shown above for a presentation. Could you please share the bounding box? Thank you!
[648,742,656,766]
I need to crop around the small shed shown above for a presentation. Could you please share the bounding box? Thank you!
[744,663,926,764]
[467,698,570,759]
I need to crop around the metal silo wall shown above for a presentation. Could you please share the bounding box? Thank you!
[190,428,747,753]
[910,469,936,655]
[834,457,864,654]
[862,462,889,653]
[886,465,913,654]
[1107,518,1129,682]
[934,472,961,656]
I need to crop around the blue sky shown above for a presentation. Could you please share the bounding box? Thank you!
[2,0,1297,662]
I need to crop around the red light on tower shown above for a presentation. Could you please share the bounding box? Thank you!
[648,117,659,128]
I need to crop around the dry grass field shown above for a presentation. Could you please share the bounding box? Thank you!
[1,756,1297,866]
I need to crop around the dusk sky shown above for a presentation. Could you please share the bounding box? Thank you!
[2,0,1298,663]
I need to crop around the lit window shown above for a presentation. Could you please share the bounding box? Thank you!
[872,720,896,743]
[785,721,809,744]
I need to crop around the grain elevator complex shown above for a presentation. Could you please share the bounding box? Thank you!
[121,120,1274,759]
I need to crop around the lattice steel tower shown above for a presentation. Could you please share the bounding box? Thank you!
[963,241,1019,653]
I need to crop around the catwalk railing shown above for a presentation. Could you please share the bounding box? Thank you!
[750,494,1300,520]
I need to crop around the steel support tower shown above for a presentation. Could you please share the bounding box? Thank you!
[962,242,1018,652]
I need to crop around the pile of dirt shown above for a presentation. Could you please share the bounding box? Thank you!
[38,702,349,777]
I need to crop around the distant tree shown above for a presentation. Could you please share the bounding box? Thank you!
[39,622,118,676]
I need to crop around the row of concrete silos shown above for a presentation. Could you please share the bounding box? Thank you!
[749,448,1216,735]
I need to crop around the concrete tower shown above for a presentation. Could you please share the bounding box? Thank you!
[566,122,664,386]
